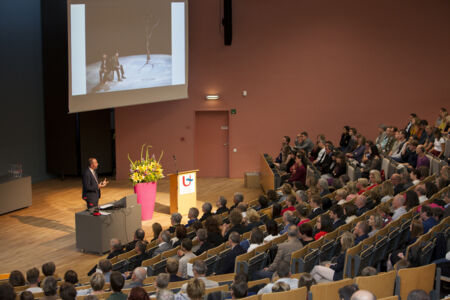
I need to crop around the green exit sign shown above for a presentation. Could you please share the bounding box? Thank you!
[231,109,237,115]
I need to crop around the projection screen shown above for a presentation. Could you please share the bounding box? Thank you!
[68,0,188,113]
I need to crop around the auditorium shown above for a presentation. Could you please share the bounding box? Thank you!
[1,0,450,299]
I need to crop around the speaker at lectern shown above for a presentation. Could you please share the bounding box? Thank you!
[169,170,198,215]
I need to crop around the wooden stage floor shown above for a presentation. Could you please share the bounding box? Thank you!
[0,177,262,276]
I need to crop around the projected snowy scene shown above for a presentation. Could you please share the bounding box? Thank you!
[86,54,172,94]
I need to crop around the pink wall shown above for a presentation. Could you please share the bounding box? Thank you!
[115,0,450,179]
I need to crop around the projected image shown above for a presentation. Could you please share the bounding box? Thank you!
[70,0,184,95]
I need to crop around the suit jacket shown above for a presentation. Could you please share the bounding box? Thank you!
[332,219,346,230]
[194,241,213,256]
[268,238,303,272]
[107,249,125,259]
[216,244,246,274]
[169,274,185,282]
[223,224,248,241]
[128,253,150,271]
[200,211,213,222]
[215,207,229,215]
[308,208,323,220]
[152,242,173,258]
[82,168,100,205]
[207,231,224,247]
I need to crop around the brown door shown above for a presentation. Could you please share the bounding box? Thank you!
[194,111,229,177]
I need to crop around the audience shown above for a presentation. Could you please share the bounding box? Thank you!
[42,262,56,278]
[107,271,127,300]
[155,273,170,291]
[368,214,383,237]
[98,259,112,283]
[215,196,229,215]
[125,229,146,252]
[124,268,146,289]
[407,289,430,300]
[169,213,183,233]
[330,205,346,230]
[9,270,25,287]
[310,232,354,282]
[20,291,34,300]
[200,203,213,222]
[246,227,264,252]
[64,270,79,286]
[165,258,184,282]
[350,290,376,300]
[42,276,58,300]
[338,284,359,300]
[216,232,246,275]
[186,208,199,227]
[26,267,43,293]
[420,205,437,234]
[152,223,163,242]
[263,220,280,243]
[355,195,369,217]
[298,273,316,292]
[392,194,407,221]
[180,260,218,293]
[0,283,16,300]
[299,222,314,245]
[344,203,358,224]
[59,283,77,300]
[129,287,150,300]
[230,281,248,300]
[296,204,310,226]
[360,267,378,277]
[223,210,247,241]
[177,239,196,278]
[353,221,370,245]
[230,193,244,211]
[308,195,324,219]
[152,231,173,257]
[258,261,298,294]
[314,214,333,240]
[194,229,212,256]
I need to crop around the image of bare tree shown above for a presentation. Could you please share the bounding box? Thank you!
[145,15,161,64]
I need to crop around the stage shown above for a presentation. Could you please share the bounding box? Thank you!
[0,177,262,276]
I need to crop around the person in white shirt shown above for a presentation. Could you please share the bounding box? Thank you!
[179,260,218,293]
[430,130,446,158]
[263,220,280,243]
[25,268,43,293]
[409,169,421,186]
[392,194,407,220]
[247,227,264,252]
[257,261,298,294]
[415,185,428,203]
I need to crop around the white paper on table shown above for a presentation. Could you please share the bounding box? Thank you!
[187,263,194,277]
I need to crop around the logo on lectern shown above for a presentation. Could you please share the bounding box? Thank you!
[179,172,196,195]
[182,175,194,187]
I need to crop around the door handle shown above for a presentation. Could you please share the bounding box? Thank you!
[224,143,228,146]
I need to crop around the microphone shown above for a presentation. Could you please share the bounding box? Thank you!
[173,155,178,175]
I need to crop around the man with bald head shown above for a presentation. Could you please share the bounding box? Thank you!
[350,290,376,300]
[391,173,405,195]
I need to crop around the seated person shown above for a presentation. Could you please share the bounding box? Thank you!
[222,210,248,241]
[205,216,224,247]
[296,204,310,226]
[245,208,264,231]
[125,229,146,252]
[330,205,346,230]
[169,213,183,233]
[107,271,127,300]
[199,203,213,222]
[152,230,173,257]
[124,268,146,289]
[281,195,297,215]
[391,194,407,221]
[344,203,358,224]
[420,205,437,234]
[9,270,25,287]
[194,229,213,256]
[77,272,105,296]
[215,196,229,215]
[177,239,197,278]
[355,194,369,216]
[165,258,185,282]
[26,268,43,293]
[128,241,150,271]
[299,223,314,246]
[257,261,298,294]
[186,208,199,227]
[368,214,383,237]
[246,227,264,252]
[353,221,370,245]
[310,232,354,282]
[171,225,187,248]
[263,220,280,243]
[151,223,163,242]
[313,214,333,240]
[308,196,324,219]
[180,260,218,292]
[216,232,246,275]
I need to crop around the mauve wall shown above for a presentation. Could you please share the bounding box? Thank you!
[115,0,450,179]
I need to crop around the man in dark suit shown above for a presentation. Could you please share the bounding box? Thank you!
[308,196,324,219]
[216,232,246,275]
[82,158,108,209]
[194,229,213,256]
[330,205,346,230]
[199,202,213,222]
[166,258,185,282]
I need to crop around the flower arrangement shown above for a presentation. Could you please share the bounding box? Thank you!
[128,144,164,185]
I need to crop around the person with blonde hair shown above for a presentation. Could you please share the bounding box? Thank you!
[380,181,394,203]
[368,214,383,237]
[356,178,369,194]
[336,188,349,205]
[186,278,205,300]
[245,208,263,230]
[345,182,358,202]
[77,272,105,296]
[310,232,354,282]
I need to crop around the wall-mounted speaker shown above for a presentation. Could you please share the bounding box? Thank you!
[222,0,232,45]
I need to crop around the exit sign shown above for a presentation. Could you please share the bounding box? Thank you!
[231,109,237,115]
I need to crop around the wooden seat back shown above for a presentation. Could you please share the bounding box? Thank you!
[261,286,307,300]
[354,270,396,298]
[396,263,436,300]
[310,278,353,300]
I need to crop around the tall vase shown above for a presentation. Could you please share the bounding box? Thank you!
[134,182,157,220]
